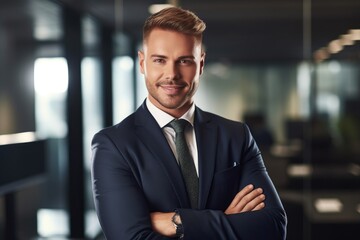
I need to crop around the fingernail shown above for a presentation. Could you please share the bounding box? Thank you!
[257,188,263,193]
[248,184,254,189]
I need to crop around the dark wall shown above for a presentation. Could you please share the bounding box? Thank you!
[0,22,35,134]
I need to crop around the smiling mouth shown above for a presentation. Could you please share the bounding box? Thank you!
[159,84,186,95]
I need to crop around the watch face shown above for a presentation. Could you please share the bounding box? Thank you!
[172,212,184,238]
[172,212,183,227]
[174,214,181,225]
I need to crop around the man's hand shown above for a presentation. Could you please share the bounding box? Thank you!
[225,184,265,215]
[150,212,176,237]
[150,184,265,235]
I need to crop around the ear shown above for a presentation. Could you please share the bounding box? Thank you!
[138,50,145,74]
[199,52,206,75]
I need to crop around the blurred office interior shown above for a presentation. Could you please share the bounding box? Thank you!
[0,0,359,239]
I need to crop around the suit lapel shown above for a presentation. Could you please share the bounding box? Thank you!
[134,103,191,207]
[194,108,218,209]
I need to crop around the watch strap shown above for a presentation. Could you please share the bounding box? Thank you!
[172,210,184,239]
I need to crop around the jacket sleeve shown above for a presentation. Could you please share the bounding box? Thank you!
[92,123,287,240]
[178,124,287,240]
[91,131,173,240]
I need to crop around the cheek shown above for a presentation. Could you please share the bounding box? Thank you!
[145,63,162,78]
[144,68,163,87]
[183,67,199,81]
[186,77,199,96]
[191,80,200,92]
[146,69,159,81]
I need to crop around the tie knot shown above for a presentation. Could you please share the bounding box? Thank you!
[168,119,188,133]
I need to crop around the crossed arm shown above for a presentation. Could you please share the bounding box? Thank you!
[92,130,287,239]
[151,184,265,237]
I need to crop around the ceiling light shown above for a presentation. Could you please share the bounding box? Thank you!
[340,34,354,46]
[313,48,329,63]
[287,164,312,177]
[328,39,343,54]
[314,198,343,213]
[0,132,37,145]
[349,29,360,41]
[348,164,360,176]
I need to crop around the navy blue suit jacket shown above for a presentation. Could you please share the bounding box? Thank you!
[91,102,287,239]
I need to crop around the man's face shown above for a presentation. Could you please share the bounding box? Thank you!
[139,28,205,117]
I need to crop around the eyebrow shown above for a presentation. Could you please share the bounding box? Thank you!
[150,54,167,59]
[150,54,195,60]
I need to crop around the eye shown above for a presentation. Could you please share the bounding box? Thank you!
[153,58,165,64]
[179,59,193,65]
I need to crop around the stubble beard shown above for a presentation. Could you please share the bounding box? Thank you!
[147,77,197,112]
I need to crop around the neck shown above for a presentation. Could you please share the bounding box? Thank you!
[148,97,193,119]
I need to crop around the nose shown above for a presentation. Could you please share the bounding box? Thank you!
[164,61,179,80]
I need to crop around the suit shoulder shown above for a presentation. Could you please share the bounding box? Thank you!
[197,107,246,128]
[196,108,254,142]
[94,112,137,139]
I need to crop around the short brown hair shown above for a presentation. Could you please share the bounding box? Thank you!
[143,7,206,43]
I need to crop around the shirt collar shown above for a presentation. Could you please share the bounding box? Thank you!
[146,98,195,128]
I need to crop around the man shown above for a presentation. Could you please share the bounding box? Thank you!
[91,7,287,239]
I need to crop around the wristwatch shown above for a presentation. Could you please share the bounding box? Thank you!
[172,210,184,239]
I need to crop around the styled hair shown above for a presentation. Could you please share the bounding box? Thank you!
[143,7,206,43]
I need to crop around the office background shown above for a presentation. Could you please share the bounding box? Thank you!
[0,0,359,239]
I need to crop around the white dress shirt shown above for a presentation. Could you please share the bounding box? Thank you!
[146,98,199,176]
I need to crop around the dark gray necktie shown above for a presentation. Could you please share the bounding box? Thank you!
[168,119,199,209]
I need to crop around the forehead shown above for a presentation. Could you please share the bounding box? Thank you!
[143,28,202,54]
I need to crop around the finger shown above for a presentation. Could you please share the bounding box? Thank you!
[241,193,265,212]
[225,186,265,214]
[228,184,254,208]
[252,202,265,211]
[232,188,263,212]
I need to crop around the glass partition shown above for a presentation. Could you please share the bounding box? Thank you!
[81,15,104,239]
[0,0,359,239]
